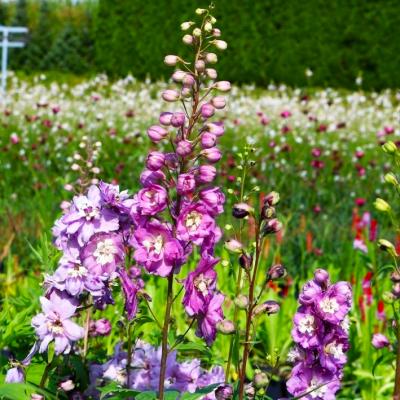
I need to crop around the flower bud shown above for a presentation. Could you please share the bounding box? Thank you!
[147,125,168,142]
[244,384,255,400]
[314,268,329,285]
[234,294,249,309]
[267,264,286,280]
[224,239,243,253]
[162,89,180,102]
[172,70,186,82]
[378,239,397,256]
[393,283,400,298]
[183,74,195,87]
[253,300,280,316]
[176,140,192,157]
[214,40,228,50]
[263,219,283,235]
[181,21,194,31]
[206,52,218,64]
[181,87,192,98]
[195,8,207,15]
[374,198,391,212]
[261,205,276,220]
[182,34,194,45]
[217,319,235,334]
[159,112,173,126]
[31,395,44,400]
[206,122,225,136]
[391,271,400,282]
[372,333,390,349]
[95,319,112,336]
[206,68,218,79]
[211,96,226,109]
[164,55,180,66]
[264,191,280,206]
[232,203,254,219]
[215,81,231,92]
[239,253,252,270]
[201,132,217,149]
[146,151,165,171]
[254,372,269,389]
[212,27,221,37]
[195,60,206,72]
[5,367,24,383]
[201,147,222,163]
[197,165,217,183]
[193,27,202,37]
[171,112,186,127]
[382,141,397,154]
[215,384,233,400]
[59,379,75,392]
[201,103,215,118]
[204,22,213,32]
[385,172,399,186]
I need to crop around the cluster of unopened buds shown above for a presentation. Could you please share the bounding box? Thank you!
[287,269,352,400]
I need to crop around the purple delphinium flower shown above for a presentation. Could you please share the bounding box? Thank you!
[287,269,352,399]
[177,202,217,246]
[118,267,144,320]
[88,340,225,396]
[82,232,125,277]
[183,255,219,316]
[32,292,84,354]
[56,185,120,247]
[196,292,225,345]
[132,221,185,277]
[5,367,24,383]
[135,184,168,216]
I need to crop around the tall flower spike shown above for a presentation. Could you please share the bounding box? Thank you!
[287,269,352,400]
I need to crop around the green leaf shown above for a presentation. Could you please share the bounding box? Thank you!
[0,383,29,400]
[180,383,221,400]
[372,353,394,376]
[135,391,158,400]
[176,342,212,357]
[99,382,140,399]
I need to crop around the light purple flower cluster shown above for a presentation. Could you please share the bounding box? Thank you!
[287,269,352,400]
[88,340,225,398]
[39,182,137,355]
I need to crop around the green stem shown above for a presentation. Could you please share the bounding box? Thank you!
[158,273,174,399]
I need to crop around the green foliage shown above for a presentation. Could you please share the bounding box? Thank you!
[94,0,400,90]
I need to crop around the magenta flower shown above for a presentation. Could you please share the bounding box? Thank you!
[183,255,219,316]
[372,333,390,349]
[196,292,224,345]
[118,267,144,320]
[135,184,168,216]
[82,232,125,277]
[177,173,196,195]
[132,221,184,277]
[199,187,225,216]
[177,202,216,246]
[32,292,84,354]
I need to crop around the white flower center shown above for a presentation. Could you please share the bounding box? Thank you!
[68,265,87,278]
[325,341,344,359]
[309,378,327,398]
[341,316,350,332]
[287,347,301,362]
[194,273,212,296]
[319,297,340,314]
[186,211,202,231]
[143,235,164,255]
[47,319,64,334]
[298,315,315,334]
[94,239,117,265]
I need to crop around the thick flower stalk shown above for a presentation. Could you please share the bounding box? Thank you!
[287,269,352,400]
[128,6,230,398]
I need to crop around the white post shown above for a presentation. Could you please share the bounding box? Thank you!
[1,29,9,93]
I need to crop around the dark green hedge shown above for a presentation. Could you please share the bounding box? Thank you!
[95,0,400,90]
[3,0,400,89]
